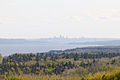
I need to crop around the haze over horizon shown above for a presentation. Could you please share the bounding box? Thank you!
[0,0,120,39]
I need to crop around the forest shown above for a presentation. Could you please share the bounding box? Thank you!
[1,46,120,80]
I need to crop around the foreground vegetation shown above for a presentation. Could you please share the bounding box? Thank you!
[1,46,120,80]
[2,69,120,80]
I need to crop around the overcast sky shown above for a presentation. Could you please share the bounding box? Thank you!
[0,0,120,38]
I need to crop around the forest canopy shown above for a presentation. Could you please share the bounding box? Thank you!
[1,46,120,80]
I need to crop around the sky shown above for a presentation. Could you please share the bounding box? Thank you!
[0,0,120,38]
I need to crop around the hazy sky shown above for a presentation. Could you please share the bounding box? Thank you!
[0,0,120,38]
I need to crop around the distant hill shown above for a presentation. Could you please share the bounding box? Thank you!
[0,39,27,44]
[0,38,119,45]
[0,38,120,56]
[69,40,120,46]
[45,46,120,54]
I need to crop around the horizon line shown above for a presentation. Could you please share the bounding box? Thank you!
[0,37,120,39]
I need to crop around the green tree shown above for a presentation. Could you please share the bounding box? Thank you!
[0,54,2,64]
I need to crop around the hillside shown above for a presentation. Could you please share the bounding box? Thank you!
[1,46,120,80]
